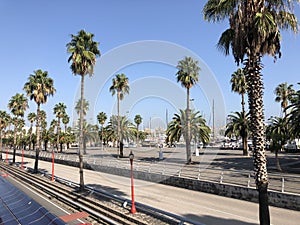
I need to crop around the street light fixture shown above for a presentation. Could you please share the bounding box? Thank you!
[129,151,137,214]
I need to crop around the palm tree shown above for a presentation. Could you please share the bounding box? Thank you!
[225,111,250,154]
[286,87,300,138]
[166,109,211,147]
[230,69,249,155]
[53,103,67,152]
[27,112,36,150]
[109,74,130,157]
[0,110,10,160]
[266,116,290,172]
[203,2,298,224]
[62,114,70,133]
[8,93,29,163]
[176,56,200,164]
[23,69,56,173]
[274,82,295,116]
[67,29,100,191]
[231,68,247,115]
[107,115,137,152]
[75,98,89,117]
[134,114,142,146]
[97,112,107,149]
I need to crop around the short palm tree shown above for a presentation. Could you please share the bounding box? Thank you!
[166,109,211,147]
[109,74,130,157]
[176,56,200,164]
[0,110,10,160]
[24,69,56,173]
[8,93,29,163]
[225,111,250,155]
[134,114,142,146]
[203,1,298,223]
[67,29,100,191]
[274,82,295,116]
[107,115,137,153]
[97,112,107,149]
[53,103,67,152]
[266,116,289,172]
[27,112,36,150]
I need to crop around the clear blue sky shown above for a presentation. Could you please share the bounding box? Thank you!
[0,1,299,129]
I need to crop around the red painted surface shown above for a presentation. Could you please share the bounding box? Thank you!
[59,211,89,222]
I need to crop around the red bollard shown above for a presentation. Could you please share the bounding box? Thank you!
[6,148,8,164]
[51,150,54,181]
[21,149,24,170]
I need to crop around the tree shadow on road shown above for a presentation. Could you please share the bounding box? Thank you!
[183,213,257,225]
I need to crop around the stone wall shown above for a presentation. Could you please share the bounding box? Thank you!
[17,152,300,211]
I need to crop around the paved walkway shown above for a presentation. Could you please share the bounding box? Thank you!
[13,155,300,225]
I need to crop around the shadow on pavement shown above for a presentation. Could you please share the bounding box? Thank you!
[183,214,257,225]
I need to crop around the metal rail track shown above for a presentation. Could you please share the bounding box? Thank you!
[0,163,152,225]
[0,162,202,225]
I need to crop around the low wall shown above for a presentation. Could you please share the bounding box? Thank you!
[16,152,300,211]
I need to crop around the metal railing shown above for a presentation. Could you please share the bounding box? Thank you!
[3,148,300,195]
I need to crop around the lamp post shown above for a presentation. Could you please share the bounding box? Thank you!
[129,151,136,214]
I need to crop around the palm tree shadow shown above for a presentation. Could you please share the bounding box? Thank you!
[183,214,257,225]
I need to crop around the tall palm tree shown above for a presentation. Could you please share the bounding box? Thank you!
[225,111,250,154]
[231,68,247,115]
[97,112,107,149]
[109,74,130,157]
[203,1,298,224]
[134,114,142,146]
[53,103,67,152]
[176,56,200,164]
[230,69,249,156]
[0,110,10,160]
[274,82,295,116]
[8,93,29,163]
[27,112,36,150]
[67,29,100,191]
[23,69,56,173]
[166,109,211,146]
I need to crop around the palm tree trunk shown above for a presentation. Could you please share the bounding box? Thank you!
[241,93,249,156]
[13,121,17,164]
[136,124,139,147]
[186,88,191,164]
[79,75,85,191]
[275,146,282,172]
[245,54,270,225]
[117,91,122,157]
[57,118,61,152]
[34,104,41,173]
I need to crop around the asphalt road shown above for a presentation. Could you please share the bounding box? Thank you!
[15,155,300,225]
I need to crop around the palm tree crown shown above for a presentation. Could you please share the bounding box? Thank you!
[176,56,200,89]
[8,93,29,118]
[66,29,100,77]
[274,82,295,114]
[23,70,56,105]
[109,74,130,100]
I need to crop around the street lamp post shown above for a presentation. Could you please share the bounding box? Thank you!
[129,151,136,214]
